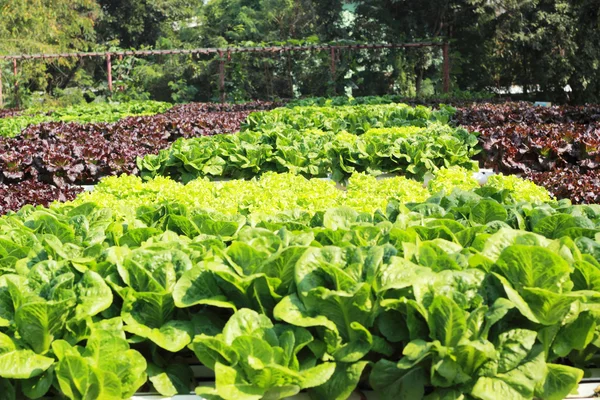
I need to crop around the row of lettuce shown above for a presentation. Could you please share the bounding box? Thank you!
[138,124,478,183]
[71,169,552,218]
[0,99,588,399]
[0,174,594,400]
[0,101,173,138]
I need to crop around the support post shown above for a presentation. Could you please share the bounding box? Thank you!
[106,53,113,93]
[330,47,336,77]
[12,59,18,108]
[117,54,123,91]
[330,47,337,95]
[219,51,225,103]
[0,65,3,108]
[442,42,450,94]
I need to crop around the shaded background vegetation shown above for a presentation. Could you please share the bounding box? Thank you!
[0,0,598,106]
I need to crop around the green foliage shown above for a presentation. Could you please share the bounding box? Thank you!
[2,0,600,103]
[0,0,100,107]
[243,103,456,133]
[0,101,172,137]
[68,172,429,218]
[428,166,480,194]
[193,309,335,400]
[136,103,478,183]
[68,169,551,221]
[486,174,553,204]
[0,182,597,398]
[95,0,197,48]
[137,124,479,182]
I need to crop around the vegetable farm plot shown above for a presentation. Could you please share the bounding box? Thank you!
[1,98,600,400]
[0,101,279,214]
[0,101,173,138]
[455,102,600,203]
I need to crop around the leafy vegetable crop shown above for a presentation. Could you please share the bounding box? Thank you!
[0,104,277,187]
[455,102,600,126]
[0,101,173,138]
[138,124,479,183]
[0,184,595,399]
[69,170,551,220]
[0,103,283,214]
[0,111,246,187]
[453,102,600,204]
[527,169,600,204]
[243,103,457,133]
[0,108,22,119]
[286,95,499,108]
[0,179,82,215]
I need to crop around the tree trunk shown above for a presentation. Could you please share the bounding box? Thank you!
[416,67,423,97]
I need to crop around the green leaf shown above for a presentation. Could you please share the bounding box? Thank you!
[119,248,191,293]
[322,207,359,230]
[0,349,54,379]
[222,308,273,345]
[471,376,529,400]
[520,287,579,326]
[329,322,373,362]
[428,296,467,347]
[495,329,537,374]
[55,355,121,400]
[74,271,112,321]
[370,359,426,400]
[192,214,246,238]
[259,246,308,294]
[535,364,583,400]
[470,200,508,224]
[455,339,496,376]
[192,335,240,370]
[274,294,338,333]
[148,363,193,397]
[0,379,15,400]
[481,229,550,260]
[211,362,264,400]
[533,214,589,239]
[472,346,547,400]
[122,291,193,352]
[299,362,336,388]
[21,366,55,399]
[424,388,466,400]
[553,311,596,357]
[83,329,148,398]
[119,227,162,248]
[173,263,234,309]
[15,298,73,354]
[494,245,571,293]
[309,361,368,400]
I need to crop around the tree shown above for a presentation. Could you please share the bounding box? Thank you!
[95,0,199,48]
[0,0,100,105]
[568,0,600,103]
[0,0,99,54]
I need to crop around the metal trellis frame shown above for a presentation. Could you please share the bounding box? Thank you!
[0,42,449,106]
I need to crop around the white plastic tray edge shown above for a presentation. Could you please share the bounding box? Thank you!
[129,382,599,400]
[131,391,370,400]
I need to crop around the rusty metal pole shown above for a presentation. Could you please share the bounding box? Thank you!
[330,47,336,95]
[106,53,113,93]
[12,59,18,108]
[442,42,450,94]
[117,54,123,91]
[0,65,3,108]
[219,51,225,103]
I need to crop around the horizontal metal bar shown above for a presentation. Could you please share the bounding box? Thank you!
[0,42,442,60]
